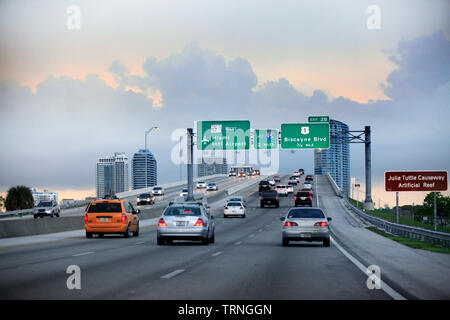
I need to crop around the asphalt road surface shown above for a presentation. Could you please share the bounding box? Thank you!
[0,175,391,300]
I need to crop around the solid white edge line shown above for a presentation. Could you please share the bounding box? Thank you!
[211,251,223,257]
[330,236,406,300]
[161,269,185,279]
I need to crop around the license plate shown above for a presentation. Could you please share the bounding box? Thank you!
[176,221,186,226]
[301,197,306,200]
[100,218,109,222]
[300,233,312,238]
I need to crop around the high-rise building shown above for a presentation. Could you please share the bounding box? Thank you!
[96,152,129,198]
[314,119,350,196]
[31,188,58,206]
[197,157,228,177]
[132,149,157,190]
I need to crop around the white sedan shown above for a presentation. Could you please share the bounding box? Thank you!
[276,185,289,196]
[224,201,246,218]
[286,185,294,194]
[196,181,207,189]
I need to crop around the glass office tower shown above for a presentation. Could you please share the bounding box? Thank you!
[132,149,157,190]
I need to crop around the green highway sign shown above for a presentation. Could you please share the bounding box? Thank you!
[196,120,250,150]
[308,116,330,123]
[253,129,278,149]
[281,123,330,149]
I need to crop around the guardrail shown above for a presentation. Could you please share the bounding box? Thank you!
[226,175,269,196]
[0,208,35,217]
[116,174,228,198]
[325,173,450,248]
[326,173,342,197]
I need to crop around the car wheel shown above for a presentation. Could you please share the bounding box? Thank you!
[323,239,330,247]
[55,212,60,217]
[157,236,165,245]
[86,232,93,239]
[40,215,44,218]
[282,238,289,246]
[98,233,104,238]
[242,214,246,218]
[34,215,37,219]
[133,223,140,237]
[209,232,215,244]
[123,225,130,238]
[260,203,264,208]
[201,235,209,245]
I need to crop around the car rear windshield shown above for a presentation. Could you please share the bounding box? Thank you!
[154,187,162,190]
[262,191,277,196]
[288,209,325,219]
[139,194,152,198]
[88,202,122,213]
[227,202,242,207]
[259,181,270,185]
[229,198,242,202]
[297,192,311,197]
[164,206,201,216]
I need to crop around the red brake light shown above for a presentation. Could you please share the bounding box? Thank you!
[158,218,167,227]
[284,221,298,227]
[121,214,127,222]
[260,197,263,200]
[276,196,278,200]
[84,214,88,222]
[240,207,244,210]
[294,196,297,200]
[310,196,313,201]
[194,218,204,227]
[314,221,328,227]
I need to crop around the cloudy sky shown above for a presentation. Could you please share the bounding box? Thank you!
[0,0,449,206]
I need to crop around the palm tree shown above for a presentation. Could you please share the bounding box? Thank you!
[5,186,34,211]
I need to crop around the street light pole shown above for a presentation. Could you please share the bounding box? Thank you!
[144,126,159,188]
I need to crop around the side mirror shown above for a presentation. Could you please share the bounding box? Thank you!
[327,217,332,221]
[280,217,285,221]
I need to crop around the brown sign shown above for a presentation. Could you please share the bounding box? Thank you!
[385,171,448,192]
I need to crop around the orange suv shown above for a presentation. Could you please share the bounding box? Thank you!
[84,199,140,238]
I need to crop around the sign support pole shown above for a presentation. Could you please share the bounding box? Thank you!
[434,192,437,231]
[364,126,374,210]
[396,192,399,224]
[187,128,194,201]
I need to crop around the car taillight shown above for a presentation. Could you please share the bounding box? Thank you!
[121,214,127,222]
[310,196,313,201]
[260,197,263,200]
[158,218,167,227]
[294,196,297,200]
[314,221,328,227]
[84,214,88,222]
[284,221,298,227]
[194,218,204,227]
[240,207,244,210]
[276,196,278,200]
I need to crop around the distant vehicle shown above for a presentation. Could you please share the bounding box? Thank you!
[229,171,237,177]
[288,176,298,185]
[180,189,188,197]
[153,186,165,196]
[34,200,60,219]
[238,172,246,177]
[280,207,331,247]
[286,185,294,194]
[293,171,300,177]
[196,181,207,189]
[273,176,281,183]
[303,182,313,189]
[276,185,288,197]
[253,170,260,176]
[224,201,246,218]
[269,179,276,186]
[295,191,313,207]
[206,183,218,191]
[299,169,305,175]
[157,203,215,245]
[227,196,246,206]
[84,199,140,238]
[136,193,155,205]
[260,190,279,208]
[258,180,271,193]
[305,175,314,181]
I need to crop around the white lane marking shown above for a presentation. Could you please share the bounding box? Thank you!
[211,251,223,257]
[330,236,406,300]
[72,251,94,257]
[135,241,145,245]
[235,241,242,245]
[161,269,185,279]
[249,234,254,238]
[258,229,263,232]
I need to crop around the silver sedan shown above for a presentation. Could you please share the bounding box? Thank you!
[157,204,215,245]
[280,207,332,247]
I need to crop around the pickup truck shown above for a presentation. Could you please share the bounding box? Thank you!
[260,190,279,208]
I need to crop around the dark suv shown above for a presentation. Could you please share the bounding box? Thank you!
[137,193,155,205]
[260,190,279,208]
[258,181,271,193]
[295,191,312,207]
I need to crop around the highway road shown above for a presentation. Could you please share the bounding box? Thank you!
[0,175,393,299]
